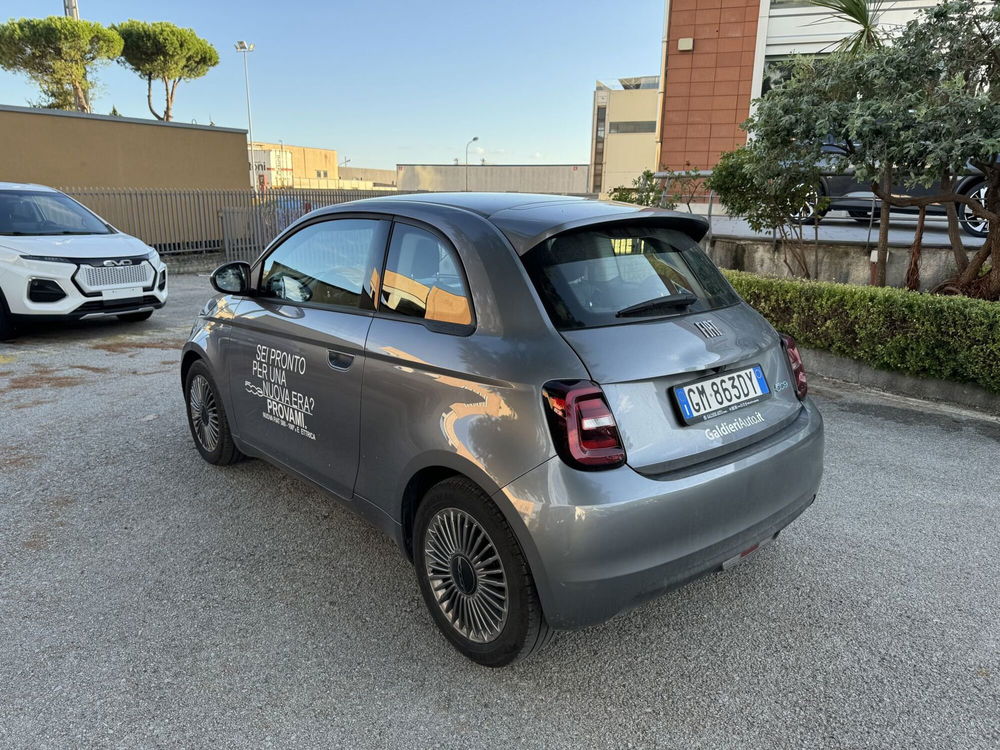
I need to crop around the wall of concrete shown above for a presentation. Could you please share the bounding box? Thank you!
[707,237,964,291]
[396,164,591,194]
[0,104,249,189]
[339,166,396,186]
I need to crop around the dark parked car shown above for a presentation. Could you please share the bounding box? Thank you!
[800,144,991,238]
[181,193,824,666]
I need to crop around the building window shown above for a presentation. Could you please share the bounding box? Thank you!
[608,121,656,134]
[315,169,329,179]
[592,104,607,193]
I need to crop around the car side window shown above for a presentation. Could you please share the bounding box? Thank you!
[260,219,388,309]
[380,224,473,327]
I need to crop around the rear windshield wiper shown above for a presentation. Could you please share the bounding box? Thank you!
[615,293,698,318]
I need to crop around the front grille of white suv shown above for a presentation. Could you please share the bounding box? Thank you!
[74,262,155,294]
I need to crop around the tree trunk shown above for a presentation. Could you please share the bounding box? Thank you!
[944,202,968,273]
[905,206,925,291]
[146,77,164,120]
[957,170,999,287]
[875,164,892,286]
[71,80,90,113]
[164,79,180,122]
[939,173,968,274]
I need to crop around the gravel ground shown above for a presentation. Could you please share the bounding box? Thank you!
[1,274,998,749]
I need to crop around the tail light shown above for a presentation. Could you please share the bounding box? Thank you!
[541,381,626,470]
[780,334,808,399]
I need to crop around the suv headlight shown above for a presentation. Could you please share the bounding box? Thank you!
[20,255,76,263]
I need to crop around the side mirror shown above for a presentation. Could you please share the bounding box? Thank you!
[211,261,252,296]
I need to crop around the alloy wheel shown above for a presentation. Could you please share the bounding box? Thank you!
[423,507,509,643]
[188,374,220,453]
[962,184,990,236]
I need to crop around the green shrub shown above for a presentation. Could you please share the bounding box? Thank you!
[724,270,1000,393]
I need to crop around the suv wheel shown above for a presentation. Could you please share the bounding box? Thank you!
[958,181,990,238]
[184,360,243,465]
[414,477,553,667]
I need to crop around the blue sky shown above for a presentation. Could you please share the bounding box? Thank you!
[0,0,664,169]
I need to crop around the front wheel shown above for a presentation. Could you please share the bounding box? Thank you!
[414,477,553,667]
[958,181,990,238]
[789,187,828,225]
[184,360,244,465]
[0,294,16,341]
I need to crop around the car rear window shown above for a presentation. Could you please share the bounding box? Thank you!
[520,224,739,330]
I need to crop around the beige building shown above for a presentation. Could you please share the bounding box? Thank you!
[339,166,396,188]
[250,143,397,191]
[589,76,659,197]
[251,142,341,189]
[396,164,590,194]
[0,104,250,189]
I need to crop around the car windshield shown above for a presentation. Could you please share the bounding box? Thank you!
[521,224,739,329]
[0,190,112,236]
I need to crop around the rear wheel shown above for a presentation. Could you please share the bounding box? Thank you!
[184,360,243,465]
[118,310,153,322]
[958,181,990,238]
[414,476,553,667]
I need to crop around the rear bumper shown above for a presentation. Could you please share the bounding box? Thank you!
[493,399,824,629]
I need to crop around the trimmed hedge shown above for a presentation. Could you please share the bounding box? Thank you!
[723,270,1000,394]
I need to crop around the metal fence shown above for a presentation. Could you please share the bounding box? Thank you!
[61,188,405,270]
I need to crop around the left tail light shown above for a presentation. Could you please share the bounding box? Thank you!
[541,380,626,470]
[781,334,808,399]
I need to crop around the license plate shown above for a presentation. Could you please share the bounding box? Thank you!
[102,287,143,301]
[672,364,771,425]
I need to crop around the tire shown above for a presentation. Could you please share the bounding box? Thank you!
[184,360,244,465]
[117,310,153,322]
[789,187,828,225]
[848,209,873,225]
[414,476,553,667]
[0,292,16,341]
[958,181,990,238]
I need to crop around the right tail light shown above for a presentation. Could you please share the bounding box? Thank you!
[541,380,626,470]
[780,334,808,399]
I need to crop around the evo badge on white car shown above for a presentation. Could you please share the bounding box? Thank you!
[0,182,168,340]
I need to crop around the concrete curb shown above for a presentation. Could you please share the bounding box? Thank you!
[800,346,1000,416]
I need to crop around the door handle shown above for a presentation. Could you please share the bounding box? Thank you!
[328,350,355,371]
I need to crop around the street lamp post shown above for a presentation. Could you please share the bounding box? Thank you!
[235,41,256,191]
[465,136,479,191]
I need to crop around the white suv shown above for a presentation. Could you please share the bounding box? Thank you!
[0,183,168,339]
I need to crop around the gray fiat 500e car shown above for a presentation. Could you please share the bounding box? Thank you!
[182,193,824,666]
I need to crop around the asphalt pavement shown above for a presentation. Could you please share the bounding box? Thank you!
[1,273,998,749]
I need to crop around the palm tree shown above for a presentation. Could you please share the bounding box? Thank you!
[809,0,886,53]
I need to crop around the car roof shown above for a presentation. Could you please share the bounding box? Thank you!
[0,182,59,193]
[317,192,710,255]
